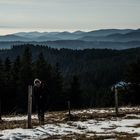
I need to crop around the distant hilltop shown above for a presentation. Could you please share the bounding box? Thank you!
[0,29,140,50]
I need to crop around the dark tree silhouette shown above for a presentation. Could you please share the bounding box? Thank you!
[69,75,82,109]
[19,47,33,113]
[0,59,4,119]
[125,59,140,104]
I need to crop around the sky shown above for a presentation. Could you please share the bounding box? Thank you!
[0,0,140,35]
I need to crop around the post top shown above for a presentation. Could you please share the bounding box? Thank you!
[111,81,128,91]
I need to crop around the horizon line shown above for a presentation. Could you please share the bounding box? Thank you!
[0,27,140,36]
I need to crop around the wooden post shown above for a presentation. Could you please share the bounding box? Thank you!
[28,85,32,128]
[68,100,71,120]
[0,97,1,121]
[115,88,119,116]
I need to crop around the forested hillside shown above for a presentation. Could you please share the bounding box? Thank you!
[0,44,140,114]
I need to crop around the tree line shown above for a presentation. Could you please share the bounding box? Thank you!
[0,44,140,114]
[0,47,82,114]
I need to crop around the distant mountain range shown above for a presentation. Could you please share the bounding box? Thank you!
[0,29,140,49]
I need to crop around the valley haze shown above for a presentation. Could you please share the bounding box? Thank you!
[0,28,140,50]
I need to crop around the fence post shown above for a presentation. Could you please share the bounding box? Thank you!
[28,85,32,128]
[0,98,1,121]
[68,100,71,120]
[115,88,119,116]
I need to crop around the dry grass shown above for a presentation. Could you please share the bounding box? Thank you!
[134,123,140,128]
[41,133,137,140]
[0,108,140,130]
[0,119,40,130]
[0,111,68,130]
[0,107,140,139]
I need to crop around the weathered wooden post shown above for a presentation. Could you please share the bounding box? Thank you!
[0,97,1,121]
[27,85,32,128]
[115,88,119,116]
[68,100,71,120]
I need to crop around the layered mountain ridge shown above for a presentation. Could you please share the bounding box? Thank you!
[0,29,140,49]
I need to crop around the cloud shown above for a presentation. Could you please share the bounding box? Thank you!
[0,0,31,4]
[0,25,28,29]
[0,0,139,32]
[0,25,14,28]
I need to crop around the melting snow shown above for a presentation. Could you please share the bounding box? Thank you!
[0,118,140,140]
[3,115,38,121]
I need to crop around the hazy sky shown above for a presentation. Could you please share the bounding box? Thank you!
[0,0,140,34]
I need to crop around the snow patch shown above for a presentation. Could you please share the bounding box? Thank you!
[0,118,140,139]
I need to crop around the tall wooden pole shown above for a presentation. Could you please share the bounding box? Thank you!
[28,85,32,128]
[115,88,119,116]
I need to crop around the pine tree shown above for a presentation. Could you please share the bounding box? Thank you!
[34,52,53,111]
[12,55,21,83]
[0,59,4,120]
[11,56,21,113]
[20,47,33,86]
[4,57,11,82]
[126,59,140,84]
[53,63,63,95]
[19,47,33,112]
[3,57,14,112]
[50,63,64,110]
[34,52,52,81]
[69,75,82,109]
[126,59,140,105]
